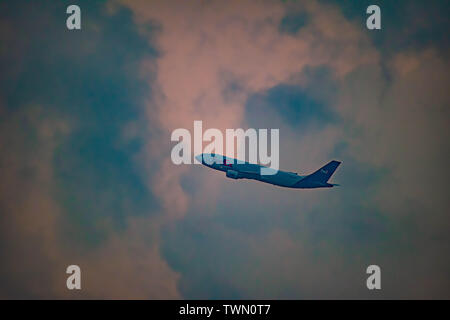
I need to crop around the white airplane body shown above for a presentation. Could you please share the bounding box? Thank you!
[195,153,341,189]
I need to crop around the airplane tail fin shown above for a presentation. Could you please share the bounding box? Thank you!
[305,160,341,183]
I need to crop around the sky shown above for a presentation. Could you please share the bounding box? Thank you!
[0,0,449,299]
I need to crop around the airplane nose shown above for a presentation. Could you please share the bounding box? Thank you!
[195,154,203,164]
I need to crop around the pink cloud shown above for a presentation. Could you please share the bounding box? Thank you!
[119,0,378,220]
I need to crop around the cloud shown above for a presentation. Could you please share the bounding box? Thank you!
[0,0,448,299]
[0,104,180,298]
[119,0,378,219]
[119,0,449,298]
[338,48,450,227]
[0,2,180,299]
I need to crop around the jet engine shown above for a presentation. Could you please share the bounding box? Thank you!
[226,169,240,179]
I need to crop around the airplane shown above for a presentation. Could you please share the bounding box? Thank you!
[195,153,341,189]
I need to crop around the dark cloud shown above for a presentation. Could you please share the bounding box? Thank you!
[321,0,450,54]
[0,0,449,299]
[0,0,179,298]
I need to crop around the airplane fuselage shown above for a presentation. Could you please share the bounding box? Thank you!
[196,154,340,189]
